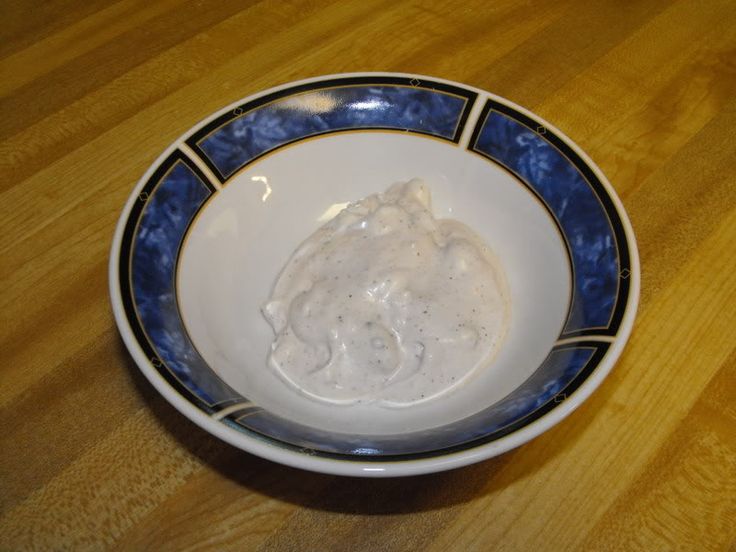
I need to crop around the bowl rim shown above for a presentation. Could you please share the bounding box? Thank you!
[109,71,640,477]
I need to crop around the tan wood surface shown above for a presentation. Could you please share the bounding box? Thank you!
[2,0,736,550]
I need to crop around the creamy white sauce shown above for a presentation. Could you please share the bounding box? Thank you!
[262,180,509,406]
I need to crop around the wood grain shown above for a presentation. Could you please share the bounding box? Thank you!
[1,0,735,550]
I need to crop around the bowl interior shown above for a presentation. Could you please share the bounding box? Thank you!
[178,132,571,436]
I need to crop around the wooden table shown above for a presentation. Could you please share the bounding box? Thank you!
[2,0,735,549]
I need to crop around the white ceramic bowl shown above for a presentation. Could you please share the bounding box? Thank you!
[110,73,639,477]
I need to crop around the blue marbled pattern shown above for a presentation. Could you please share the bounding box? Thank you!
[199,86,467,179]
[475,111,619,334]
[132,160,242,407]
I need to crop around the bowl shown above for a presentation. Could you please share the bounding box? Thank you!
[109,73,640,476]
